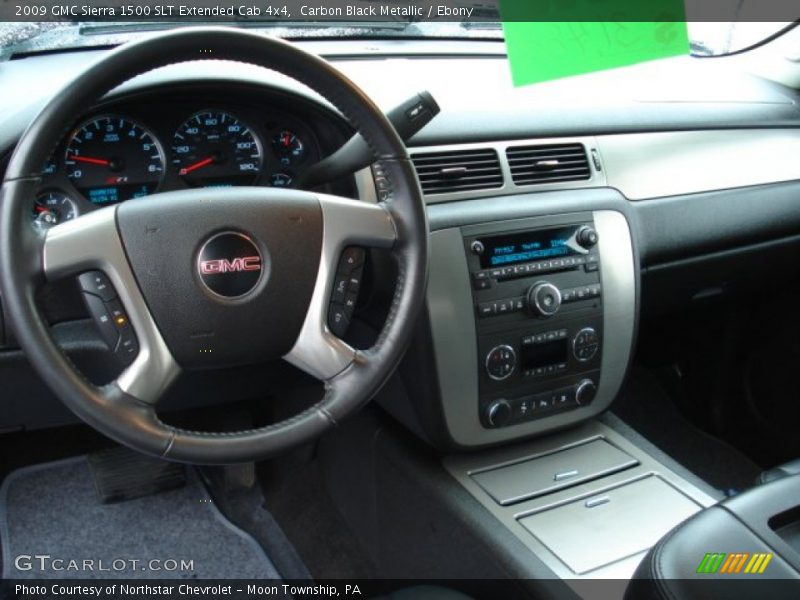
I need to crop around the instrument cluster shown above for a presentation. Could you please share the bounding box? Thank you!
[32,98,324,229]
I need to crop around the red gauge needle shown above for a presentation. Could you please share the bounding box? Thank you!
[34,205,49,213]
[68,155,110,166]
[179,157,214,175]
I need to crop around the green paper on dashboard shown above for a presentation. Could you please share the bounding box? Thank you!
[499,0,690,87]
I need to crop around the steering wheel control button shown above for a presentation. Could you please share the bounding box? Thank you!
[485,345,516,381]
[78,271,117,302]
[197,232,263,299]
[117,327,140,366]
[83,293,121,350]
[328,305,350,338]
[327,247,366,338]
[340,247,365,271]
[80,287,140,365]
[573,327,600,362]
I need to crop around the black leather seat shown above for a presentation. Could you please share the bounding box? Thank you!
[626,474,800,599]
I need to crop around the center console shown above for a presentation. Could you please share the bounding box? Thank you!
[424,208,636,448]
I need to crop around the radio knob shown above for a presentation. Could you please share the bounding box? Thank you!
[486,399,512,427]
[485,345,516,381]
[575,379,598,406]
[527,282,562,317]
[577,226,599,249]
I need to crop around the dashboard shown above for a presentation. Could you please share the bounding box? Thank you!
[26,83,355,230]
[3,40,800,446]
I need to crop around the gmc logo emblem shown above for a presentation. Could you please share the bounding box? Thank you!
[200,256,262,275]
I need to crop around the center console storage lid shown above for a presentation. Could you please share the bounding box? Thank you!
[520,475,701,575]
[470,438,638,505]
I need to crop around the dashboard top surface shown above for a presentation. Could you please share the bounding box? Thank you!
[0,41,798,158]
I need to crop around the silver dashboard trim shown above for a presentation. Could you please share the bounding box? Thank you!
[426,210,636,447]
[409,136,606,204]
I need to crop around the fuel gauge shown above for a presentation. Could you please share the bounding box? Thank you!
[272,131,305,166]
[33,191,77,228]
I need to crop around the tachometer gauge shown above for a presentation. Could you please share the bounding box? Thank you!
[64,116,164,204]
[33,191,77,228]
[172,111,263,187]
[272,131,305,165]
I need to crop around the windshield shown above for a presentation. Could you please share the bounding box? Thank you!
[0,18,796,59]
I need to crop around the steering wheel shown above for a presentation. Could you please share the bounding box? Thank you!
[0,28,428,464]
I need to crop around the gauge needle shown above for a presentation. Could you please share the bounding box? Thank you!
[179,157,214,175]
[67,155,111,166]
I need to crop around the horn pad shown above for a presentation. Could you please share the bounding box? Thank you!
[117,188,323,369]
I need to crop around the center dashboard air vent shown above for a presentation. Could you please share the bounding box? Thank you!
[506,143,591,186]
[411,148,503,195]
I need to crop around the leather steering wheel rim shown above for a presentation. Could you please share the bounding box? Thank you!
[0,27,428,464]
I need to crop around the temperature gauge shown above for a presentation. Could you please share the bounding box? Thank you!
[33,191,77,228]
[272,131,305,166]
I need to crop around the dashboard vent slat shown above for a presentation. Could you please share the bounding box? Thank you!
[411,148,503,195]
[506,143,591,186]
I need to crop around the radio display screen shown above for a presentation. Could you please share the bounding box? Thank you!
[478,227,578,268]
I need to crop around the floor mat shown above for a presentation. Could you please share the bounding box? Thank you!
[613,367,762,494]
[0,456,281,580]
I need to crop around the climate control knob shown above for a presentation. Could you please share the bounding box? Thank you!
[485,345,516,381]
[485,399,512,427]
[527,282,562,317]
[572,327,600,362]
[575,379,598,406]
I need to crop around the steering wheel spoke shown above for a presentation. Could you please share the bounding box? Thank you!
[44,207,180,404]
[284,194,396,381]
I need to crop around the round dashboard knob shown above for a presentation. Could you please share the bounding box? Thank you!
[575,379,598,406]
[577,226,599,249]
[486,399,512,427]
[527,282,562,317]
[572,327,600,362]
[485,345,516,381]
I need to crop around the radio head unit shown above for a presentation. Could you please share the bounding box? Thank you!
[464,221,604,429]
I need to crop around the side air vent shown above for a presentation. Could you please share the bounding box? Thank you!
[411,149,503,195]
[506,143,591,186]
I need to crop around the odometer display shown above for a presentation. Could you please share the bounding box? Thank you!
[64,116,164,204]
[172,111,262,187]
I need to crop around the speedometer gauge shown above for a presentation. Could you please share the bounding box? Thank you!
[64,116,164,204]
[171,111,262,187]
